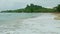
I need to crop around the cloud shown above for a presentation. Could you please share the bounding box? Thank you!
[0,0,60,10]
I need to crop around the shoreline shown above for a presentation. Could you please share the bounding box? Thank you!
[53,13,60,20]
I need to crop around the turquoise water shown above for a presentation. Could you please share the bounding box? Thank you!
[0,13,41,20]
[0,13,41,24]
[0,13,60,34]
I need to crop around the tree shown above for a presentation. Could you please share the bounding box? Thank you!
[56,4,60,12]
[30,4,34,7]
[25,4,30,9]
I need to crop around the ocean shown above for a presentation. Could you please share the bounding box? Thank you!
[0,13,60,34]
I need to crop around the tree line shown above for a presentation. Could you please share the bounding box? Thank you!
[1,4,60,13]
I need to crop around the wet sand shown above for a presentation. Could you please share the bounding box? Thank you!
[53,13,60,20]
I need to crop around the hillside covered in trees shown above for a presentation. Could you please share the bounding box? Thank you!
[1,4,60,13]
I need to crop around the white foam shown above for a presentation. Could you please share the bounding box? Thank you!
[0,13,60,34]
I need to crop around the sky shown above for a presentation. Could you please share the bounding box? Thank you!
[0,0,60,11]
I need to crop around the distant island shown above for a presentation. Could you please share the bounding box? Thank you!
[1,4,60,13]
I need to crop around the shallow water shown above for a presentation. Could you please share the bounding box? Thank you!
[0,13,60,34]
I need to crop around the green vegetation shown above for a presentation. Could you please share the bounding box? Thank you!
[1,4,60,13]
[55,4,60,12]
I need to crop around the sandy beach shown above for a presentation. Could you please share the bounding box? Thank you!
[53,13,60,20]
